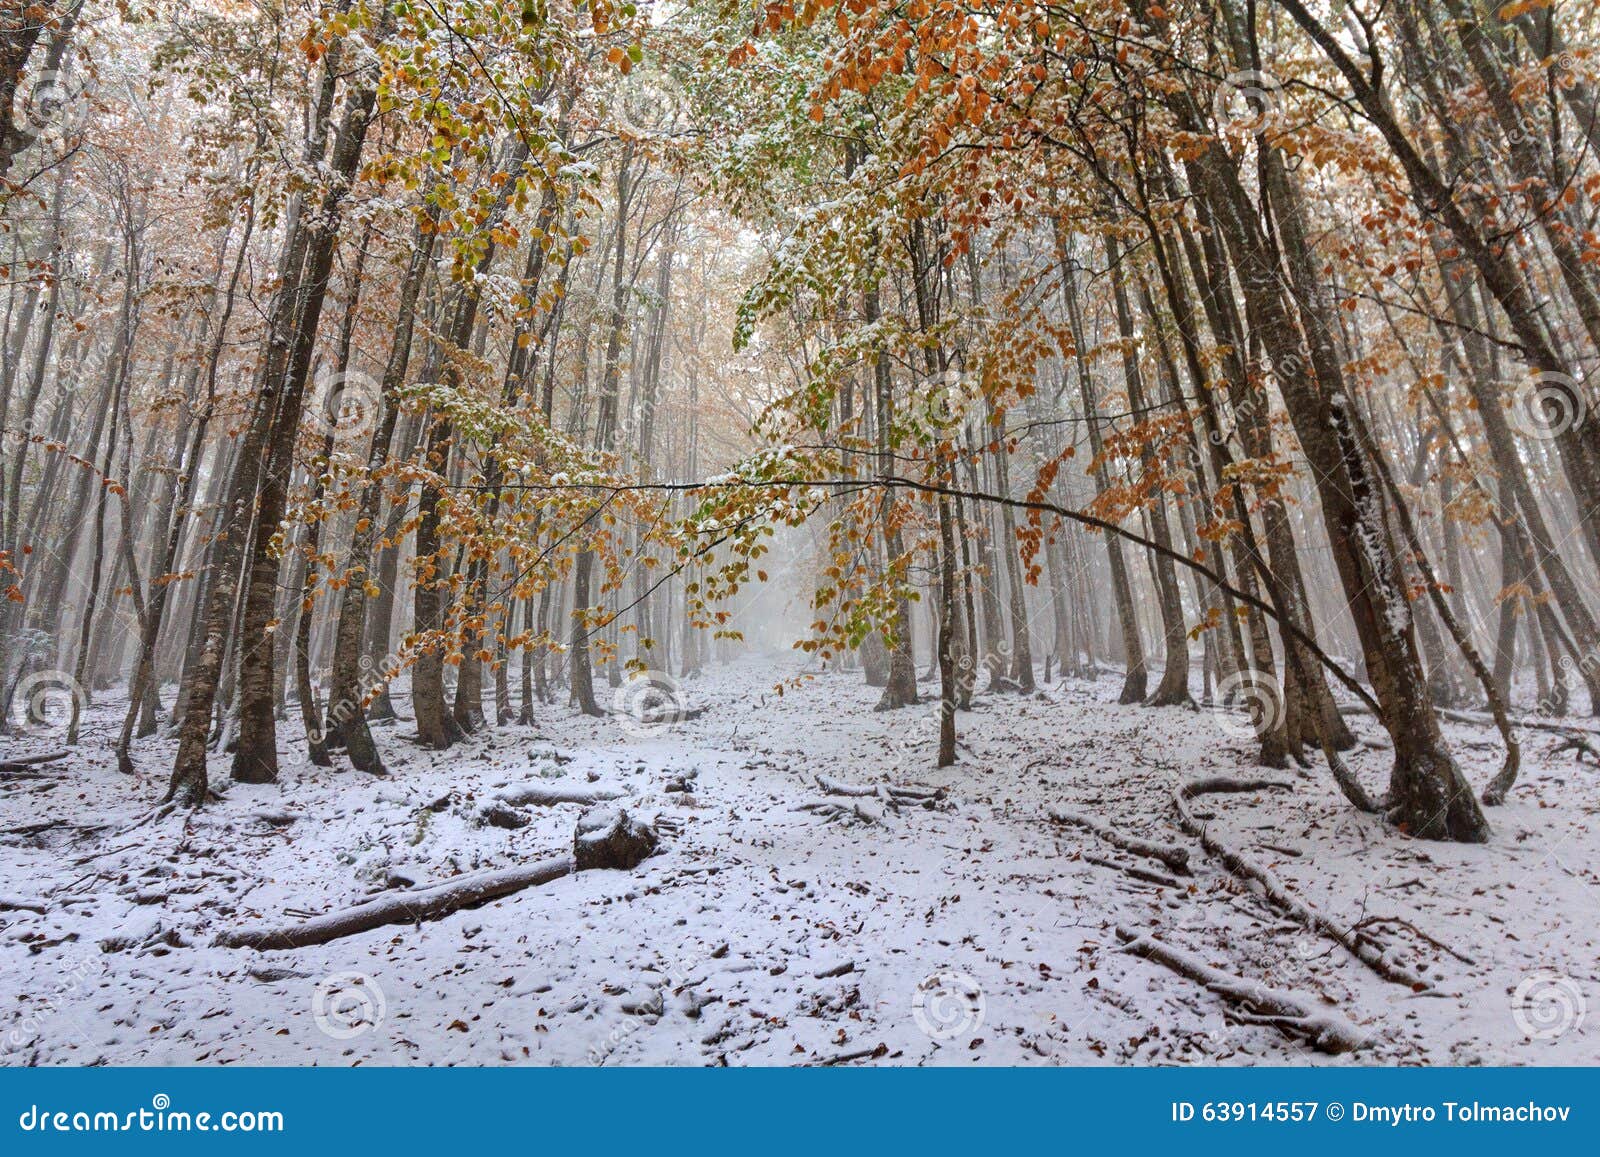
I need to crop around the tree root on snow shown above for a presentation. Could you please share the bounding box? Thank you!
[816,774,946,805]
[1350,915,1476,967]
[1173,777,1429,991]
[817,1042,889,1066]
[0,819,109,840]
[795,799,889,826]
[1081,851,1183,890]
[1348,702,1599,803]
[796,775,948,825]
[1048,808,1191,875]
[1547,734,1600,765]
[1115,926,1368,1055]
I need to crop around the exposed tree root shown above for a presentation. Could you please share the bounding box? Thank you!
[1082,851,1182,889]
[815,774,946,805]
[0,819,109,840]
[1048,808,1191,875]
[1115,926,1368,1054]
[1349,703,1600,802]
[1350,915,1476,967]
[1549,734,1600,764]
[796,774,948,826]
[1173,777,1429,991]
[795,799,888,826]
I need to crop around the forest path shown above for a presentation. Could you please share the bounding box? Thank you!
[1,658,1596,1065]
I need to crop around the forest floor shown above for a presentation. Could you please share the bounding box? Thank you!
[2,656,1597,1066]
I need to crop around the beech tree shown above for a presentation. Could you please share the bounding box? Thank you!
[4,0,1599,846]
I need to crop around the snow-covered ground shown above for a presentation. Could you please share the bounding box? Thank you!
[2,657,1596,1066]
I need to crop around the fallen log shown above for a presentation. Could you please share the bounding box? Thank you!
[796,774,948,825]
[608,705,708,727]
[1048,808,1191,875]
[494,781,627,807]
[1348,701,1600,744]
[0,750,68,773]
[1115,926,1368,1055]
[1173,777,1429,990]
[214,856,577,950]
[217,807,661,951]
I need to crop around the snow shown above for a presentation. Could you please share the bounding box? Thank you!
[1,658,1596,1065]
